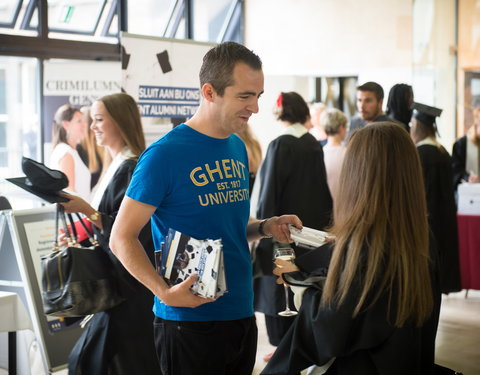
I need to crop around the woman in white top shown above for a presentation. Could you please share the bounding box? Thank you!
[320,108,348,201]
[49,104,91,200]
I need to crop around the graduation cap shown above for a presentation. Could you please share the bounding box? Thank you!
[413,102,442,127]
[6,157,70,203]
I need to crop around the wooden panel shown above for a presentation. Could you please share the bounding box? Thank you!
[457,0,480,137]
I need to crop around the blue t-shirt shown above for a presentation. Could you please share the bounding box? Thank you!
[126,124,253,321]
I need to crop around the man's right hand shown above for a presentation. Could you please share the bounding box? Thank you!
[159,274,216,308]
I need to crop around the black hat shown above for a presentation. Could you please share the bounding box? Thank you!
[6,157,70,203]
[413,102,442,127]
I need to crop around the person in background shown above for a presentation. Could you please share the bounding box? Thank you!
[59,93,160,375]
[77,105,108,190]
[108,42,302,375]
[309,102,328,146]
[411,103,461,294]
[386,83,414,133]
[49,104,91,200]
[320,108,348,200]
[263,122,440,375]
[253,91,332,363]
[235,123,262,194]
[452,100,480,189]
[346,81,396,141]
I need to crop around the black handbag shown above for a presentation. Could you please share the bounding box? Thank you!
[41,205,125,317]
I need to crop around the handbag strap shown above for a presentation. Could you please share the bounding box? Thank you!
[57,205,76,247]
[73,212,99,246]
[67,213,79,244]
[54,205,61,251]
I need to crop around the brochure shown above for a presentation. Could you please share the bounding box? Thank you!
[155,229,227,299]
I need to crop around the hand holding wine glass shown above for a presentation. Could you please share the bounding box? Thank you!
[273,247,298,317]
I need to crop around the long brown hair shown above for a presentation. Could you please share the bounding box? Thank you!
[79,106,105,173]
[52,104,81,147]
[235,124,262,174]
[322,122,432,327]
[99,93,146,158]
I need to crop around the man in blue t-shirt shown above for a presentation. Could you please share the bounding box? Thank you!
[110,41,302,375]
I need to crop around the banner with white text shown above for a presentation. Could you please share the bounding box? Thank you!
[121,33,214,143]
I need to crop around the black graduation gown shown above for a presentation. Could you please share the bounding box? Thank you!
[68,159,161,375]
[417,144,461,293]
[451,135,469,188]
[261,243,441,375]
[254,133,332,317]
[77,144,103,189]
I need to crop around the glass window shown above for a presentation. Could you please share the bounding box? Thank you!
[222,1,242,43]
[127,0,176,38]
[0,69,6,167]
[26,0,116,41]
[47,0,106,35]
[0,56,39,174]
[0,121,6,167]
[0,69,5,113]
[0,0,38,36]
[191,0,235,42]
[106,11,117,36]
[0,0,22,27]
[175,14,186,39]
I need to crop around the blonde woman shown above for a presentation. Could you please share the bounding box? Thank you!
[263,123,440,375]
[320,108,348,200]
[235,123,262,194]
[77,105,107,190]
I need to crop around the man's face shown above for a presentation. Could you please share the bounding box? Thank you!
[213,62,264,137]
[357,90,382,122]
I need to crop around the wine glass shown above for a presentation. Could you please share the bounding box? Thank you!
[273,247,298,317]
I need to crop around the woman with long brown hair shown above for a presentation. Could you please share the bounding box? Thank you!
[262,122,440,375]
[77,105,108,190]
[59,93,160,375]
[49,104,91,200]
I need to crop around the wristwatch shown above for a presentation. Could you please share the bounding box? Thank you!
[259,219,273,238]
[88,211,100,222]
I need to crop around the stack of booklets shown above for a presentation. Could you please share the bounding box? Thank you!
[155,229,227,299]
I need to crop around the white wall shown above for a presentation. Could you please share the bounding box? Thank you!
[250,75,310,154]
[245,0,413,75]
[244,0,414,152]
[244,0,457,150]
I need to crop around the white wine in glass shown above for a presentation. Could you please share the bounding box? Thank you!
[273,247,298,317]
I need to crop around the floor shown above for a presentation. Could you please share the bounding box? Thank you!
[1,290,478,375]
[434,290,480,375]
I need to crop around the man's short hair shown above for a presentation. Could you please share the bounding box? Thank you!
[357,81,384,102]
[199,41,262,96]
[320,108,347,135]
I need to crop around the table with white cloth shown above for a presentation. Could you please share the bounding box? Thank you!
[0,291,33,375]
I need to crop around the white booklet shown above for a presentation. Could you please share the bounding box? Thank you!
[289,225,334,249]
